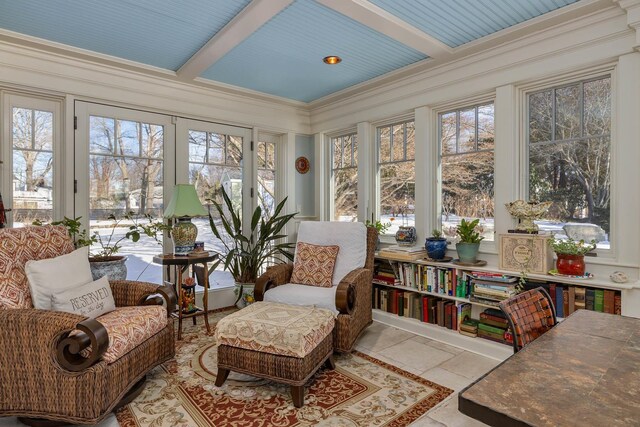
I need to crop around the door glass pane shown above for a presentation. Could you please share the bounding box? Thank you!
[257,141,276,219]
[88,116,165,281]
[189,129,244,288]
[11,107,54,226]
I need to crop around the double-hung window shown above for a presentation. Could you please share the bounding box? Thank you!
[331,133,358,222]
[377,120,415,235]
[528,76,611,248]
[439,104,495,241]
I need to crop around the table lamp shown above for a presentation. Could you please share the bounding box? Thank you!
[164,184,208,255]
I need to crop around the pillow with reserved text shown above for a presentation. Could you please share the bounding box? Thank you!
[51,276,116,318]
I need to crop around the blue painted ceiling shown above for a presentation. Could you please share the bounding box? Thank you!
[0,0,580,102]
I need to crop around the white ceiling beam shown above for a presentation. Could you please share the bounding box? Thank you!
[177,0,293,80]
[316,0,453,58]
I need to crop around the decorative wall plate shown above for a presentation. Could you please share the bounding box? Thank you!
[295,156,310,174]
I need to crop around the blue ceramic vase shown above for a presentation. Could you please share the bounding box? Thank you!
[425,237,448,260]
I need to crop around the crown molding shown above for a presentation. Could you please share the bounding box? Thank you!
[309,5,631,131]
[0,37,310,133]
[309,0,614,109]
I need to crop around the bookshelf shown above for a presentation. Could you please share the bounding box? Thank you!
[373,252,635,361]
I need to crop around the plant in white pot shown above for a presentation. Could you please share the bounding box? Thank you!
[455,218,484,263]
[207,188,296,307]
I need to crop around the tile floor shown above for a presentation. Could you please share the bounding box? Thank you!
[0,320,498,427]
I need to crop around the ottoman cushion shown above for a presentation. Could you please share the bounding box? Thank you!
[215,302,334,358]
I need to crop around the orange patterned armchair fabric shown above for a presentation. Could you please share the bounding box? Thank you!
[0,225,75,309]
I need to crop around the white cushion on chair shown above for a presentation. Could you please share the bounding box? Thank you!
[263,283,338,314]
[296,221,366,286]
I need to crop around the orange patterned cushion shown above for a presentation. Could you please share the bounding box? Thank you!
[290,242,339,288]
[0,225,74,309]
[82,306,167,364]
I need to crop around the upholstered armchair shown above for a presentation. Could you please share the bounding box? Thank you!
[254,221,377,353]
[0,225,176,426]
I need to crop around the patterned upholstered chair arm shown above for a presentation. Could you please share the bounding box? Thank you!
[254,264,294,301]
[0,309,108,374]
[109,280,176,314]
[335,268,369,315]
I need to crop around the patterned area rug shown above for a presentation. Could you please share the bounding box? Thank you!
[117,309,453,426]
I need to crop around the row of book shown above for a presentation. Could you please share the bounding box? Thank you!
[523,281,621,317]
[373,285,472,330]
[373,260,473,298]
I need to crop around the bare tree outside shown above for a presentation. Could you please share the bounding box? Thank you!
[332,133,357,221]
[439,104,495,241]
[528,76,611,247]
[11,107,54,225]
[378,121,415,234]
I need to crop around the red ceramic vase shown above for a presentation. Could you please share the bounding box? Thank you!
[556,253,586,276]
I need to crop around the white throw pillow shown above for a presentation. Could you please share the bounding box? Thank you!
[51,276,115,318]
[25,246,93,310]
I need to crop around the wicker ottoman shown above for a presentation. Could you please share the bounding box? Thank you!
[215,301,335,408]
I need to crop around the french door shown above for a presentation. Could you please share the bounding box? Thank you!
[176,119,252,286]
[0,93,62,228]
[75,102,175,282]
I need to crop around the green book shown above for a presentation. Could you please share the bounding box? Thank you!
[594,290,604,312]
[478,322,507,335]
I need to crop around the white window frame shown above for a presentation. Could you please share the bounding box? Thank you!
[374,116,416,241]
[437,100,496,244]
[1,92,64,227]
[519,67,615,258]
[256,132,284,218]
[329,130,358,222]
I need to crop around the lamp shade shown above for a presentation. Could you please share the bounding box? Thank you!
[163,184,208,218]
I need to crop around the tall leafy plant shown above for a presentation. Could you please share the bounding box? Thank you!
[207,188,296,283]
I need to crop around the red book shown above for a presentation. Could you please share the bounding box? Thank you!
[422,296,429,323]
[549,284,557,304]
[452,307,458,331]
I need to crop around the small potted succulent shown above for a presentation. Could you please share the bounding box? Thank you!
[550,237,596,276]
[455,219,484,263]
[425,229,448,260]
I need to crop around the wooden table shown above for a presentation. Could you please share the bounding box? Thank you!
[153,252,218,340]
[459,310,640,426]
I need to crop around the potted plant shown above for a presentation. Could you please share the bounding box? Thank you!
[455,219,484,263]
[207,188,296,308]
[549,237,596,276]
[365,219,391,249]
[425,229,448,260]
[37,213,166,280]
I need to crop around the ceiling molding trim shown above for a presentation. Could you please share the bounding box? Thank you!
[308,7,631,130]
[309,1,619,109]
[614,0,640,48]
[177,0,294,80]
[316,0,452,58]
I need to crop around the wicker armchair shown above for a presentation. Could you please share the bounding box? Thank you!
[254,222,377,353]
[0,225,176,426]
[499,286,557,353]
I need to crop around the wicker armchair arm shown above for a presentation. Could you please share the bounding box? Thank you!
[109,280,159,306]
[0,309,107,373]
[57,318,109,372]
[254,264,293,301]
[335,268,369,315]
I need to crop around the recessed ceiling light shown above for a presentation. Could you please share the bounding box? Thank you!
[323,55,342,65]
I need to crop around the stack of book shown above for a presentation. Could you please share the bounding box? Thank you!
[470,272,518,306]
[378,245,427,261]
[477,308,513,345]
[459,319,479,338]
[373,260,399,286]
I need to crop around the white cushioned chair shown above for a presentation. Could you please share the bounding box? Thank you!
[254,221,377,352]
